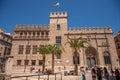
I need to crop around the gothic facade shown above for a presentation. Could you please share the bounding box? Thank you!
[10,12,119,73]
[0,29,12,73]
[114,31,120,65]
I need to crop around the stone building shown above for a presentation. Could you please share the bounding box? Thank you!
[10,12,119,73]
[0,29,12,73]
[114,31,120,65]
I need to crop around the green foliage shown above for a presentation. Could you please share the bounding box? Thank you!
[65,37,86,52]
[37,45,50,56]
[65,37,87,75]
[47,44,64,54]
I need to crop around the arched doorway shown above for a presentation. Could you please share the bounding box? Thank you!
[85,47,98,68]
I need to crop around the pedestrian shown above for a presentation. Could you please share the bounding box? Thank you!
[91,68,96,80]
[97,67,102,80]
[38,69,41,73]
[103,67,109,80]
[81,70,86,80]
[30,66,34,73]
[86,67,88,72]
[115,69,120,80]
[100,67,103,76]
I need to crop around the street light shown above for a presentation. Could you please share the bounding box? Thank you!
[24,39,30,72]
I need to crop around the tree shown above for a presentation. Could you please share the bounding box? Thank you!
[37,45,50,73]
[47,44,64,73]
[65,37,86,75]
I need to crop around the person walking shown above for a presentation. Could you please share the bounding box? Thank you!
[103,67,109,80]
[115,69,120,80]
[81,70,86,80]
[97,67,102,80]
[91,68,96,80]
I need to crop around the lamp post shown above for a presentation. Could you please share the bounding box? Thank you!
[24,39,29,72]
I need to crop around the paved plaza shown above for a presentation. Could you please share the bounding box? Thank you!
[10,70,116,80]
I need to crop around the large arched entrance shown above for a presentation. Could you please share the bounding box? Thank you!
[85,47,98,68]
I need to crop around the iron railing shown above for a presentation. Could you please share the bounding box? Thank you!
[11,72,62,80]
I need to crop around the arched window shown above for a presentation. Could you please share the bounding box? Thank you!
[20,32,23,36]
[104,52,111,64]
[37,32,40,36]
[41,32,44,37]
[24,32,27,36]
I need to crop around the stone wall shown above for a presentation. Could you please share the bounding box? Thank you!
[10,12,119,73]
[0,73,11,80]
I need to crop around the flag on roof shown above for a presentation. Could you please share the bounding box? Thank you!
[52,2,60,7]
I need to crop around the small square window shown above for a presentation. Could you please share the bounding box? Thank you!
[17,60,22,65]
[24,60,29,65]
[57,24,60,30]
[39,60,43,65]
[31,60,36,65]
[56,36,61,44]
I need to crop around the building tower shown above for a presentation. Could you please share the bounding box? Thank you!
[49,12,68,44]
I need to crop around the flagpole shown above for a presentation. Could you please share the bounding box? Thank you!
[52,2,60,23]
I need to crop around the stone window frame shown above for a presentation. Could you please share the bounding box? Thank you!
[24,60,29,65]
[32,45,37,54]
[17,60,22,65]
[31,60,36,65]
[33,32,35,36]
[18,45,24,54]
[103,51,111,65]
[45,32,49,37]
[41,32,44,37]
[26,45,31,54]
[57,24,60,30]
[39,60,43,65]
[37,32,40,37]
[56,36,61,44]
[20,32,23,36]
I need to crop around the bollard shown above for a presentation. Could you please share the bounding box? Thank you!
[47,74,49,80]
[26,76,28,80]
[61,72,62,80]
[55,73,56,80]
[38,73,40,80]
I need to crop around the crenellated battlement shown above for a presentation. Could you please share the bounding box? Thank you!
[14,24,49,31]
[68,26,112,30]
[68,26,112,33]
[49,12,68,18]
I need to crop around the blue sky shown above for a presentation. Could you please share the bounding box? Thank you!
[0,0,120,35]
